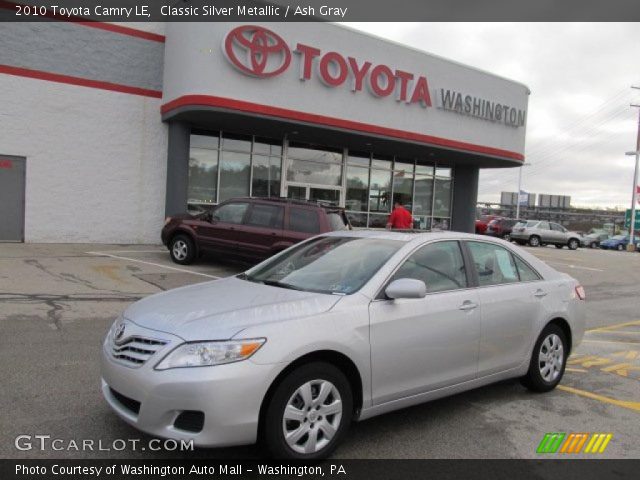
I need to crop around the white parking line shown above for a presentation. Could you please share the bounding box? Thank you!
[85,251,221,279]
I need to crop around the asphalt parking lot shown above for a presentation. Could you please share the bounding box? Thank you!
[1,242,638,459]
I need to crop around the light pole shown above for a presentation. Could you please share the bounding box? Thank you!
[625,150,639,247]
[515,162,531,220]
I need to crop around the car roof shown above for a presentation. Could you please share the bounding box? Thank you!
[322,229,491,243]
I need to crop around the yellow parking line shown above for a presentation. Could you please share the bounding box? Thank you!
[587,320,640,333]
[557,385,640,413]
[582,339,640,345]
[597,330,640,335]
[565,368,588,373]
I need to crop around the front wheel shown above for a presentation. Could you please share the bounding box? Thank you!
[568,239,579,250]
[617,244,625,251]
[263,362,353,460]
[528,235,541,247]
[521,324,568,392]
[590,242,598,248]
[169,234,195,265]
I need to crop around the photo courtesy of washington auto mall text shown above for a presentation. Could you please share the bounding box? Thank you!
[1,0,640,480]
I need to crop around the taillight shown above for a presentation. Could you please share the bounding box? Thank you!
[575,285,586,300]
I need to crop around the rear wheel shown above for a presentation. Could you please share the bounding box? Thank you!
[528,235,541,247]
[590,242,598,248]
[617,244,625,251]
[521,324,567,392]
[169,234,195,265]
[263,362,353,460]
[568,238,579,250]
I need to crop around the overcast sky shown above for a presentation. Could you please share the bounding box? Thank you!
[345,23,640,209]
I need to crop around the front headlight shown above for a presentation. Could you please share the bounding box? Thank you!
[155,338,266,370]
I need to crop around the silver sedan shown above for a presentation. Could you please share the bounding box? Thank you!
[101,231,585,459]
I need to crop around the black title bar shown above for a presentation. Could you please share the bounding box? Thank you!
[1,0,640,22]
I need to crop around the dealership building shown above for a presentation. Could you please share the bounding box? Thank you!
[0,21,529,243]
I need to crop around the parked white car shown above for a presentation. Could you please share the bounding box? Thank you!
[101,231,585,459]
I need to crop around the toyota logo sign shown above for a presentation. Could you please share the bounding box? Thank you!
[224,25,291,78]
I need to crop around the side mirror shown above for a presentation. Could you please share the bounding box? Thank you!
[385,278,427,300]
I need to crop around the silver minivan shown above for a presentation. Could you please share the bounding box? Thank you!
[511,220,582,249]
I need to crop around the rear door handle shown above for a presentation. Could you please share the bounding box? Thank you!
[459,301,478,311]
[534,290,548,298]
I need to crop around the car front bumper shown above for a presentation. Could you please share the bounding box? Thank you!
[101,331,281,448]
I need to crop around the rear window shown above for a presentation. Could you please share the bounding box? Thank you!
[326,211,349,231]
[289,207,320,233]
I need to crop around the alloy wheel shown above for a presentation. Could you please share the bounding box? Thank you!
[172,240,188,260]
[282,379,343,454]
[538,334,564,382]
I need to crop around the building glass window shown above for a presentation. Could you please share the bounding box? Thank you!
[346,166,369,212]
[369,169,392,213]
[219,151,251,201]
[286,143,343,186]
[188,133,219,205]
[252,155,281,198]
[286,159,342,186]
[347,152,370,167]
[221,132,252,152]
[433,167,452,218]
[371,155,392,170]
[392,159,414,209]
[413,168,434,216]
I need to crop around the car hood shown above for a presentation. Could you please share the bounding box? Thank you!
[601,239,622,245]
[123,276,341,341]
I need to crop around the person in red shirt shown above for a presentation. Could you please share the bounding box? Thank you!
[386,201,413,229]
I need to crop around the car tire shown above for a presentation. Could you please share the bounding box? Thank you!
[590,242,598,248]
[555,244,563,249]
[169,234,196,265]
[521,324,568,393]
[263,362,353,460]
[503,234,511,242]
[617,244,624,251]
[568,239,579,250]
[528,235,541,247]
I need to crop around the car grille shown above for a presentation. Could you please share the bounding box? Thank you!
[111,336,168,367]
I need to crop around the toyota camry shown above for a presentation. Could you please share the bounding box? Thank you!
[101,231,585,459]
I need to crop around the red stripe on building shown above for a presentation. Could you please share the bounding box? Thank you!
[162,95,525,162]
[0,64,163,98]
[0,1,165,43]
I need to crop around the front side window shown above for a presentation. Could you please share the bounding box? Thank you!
[550,223,565,232]
[289,207,320,233]
[467,241,519,286]
[246,204,284,229]
[243,236,402,294]
[538,221,550,230]
[390,241,467,293]
[213,202,248,224]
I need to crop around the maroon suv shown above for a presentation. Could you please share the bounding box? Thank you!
[161,197,351,264]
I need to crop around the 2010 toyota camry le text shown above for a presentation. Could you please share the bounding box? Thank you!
[101,231,585,459]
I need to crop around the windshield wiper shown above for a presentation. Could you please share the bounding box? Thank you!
[261,279,305,291]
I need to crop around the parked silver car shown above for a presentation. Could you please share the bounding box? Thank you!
[511,220,582,249]
[101,231,585,459]
[580,231,610,248]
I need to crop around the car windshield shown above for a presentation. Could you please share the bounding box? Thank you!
[241,236,402,295]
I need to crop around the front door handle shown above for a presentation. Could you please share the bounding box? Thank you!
[534,289,548,298]
[459,301,478,311]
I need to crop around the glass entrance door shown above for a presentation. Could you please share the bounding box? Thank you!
[286,183,342,206]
